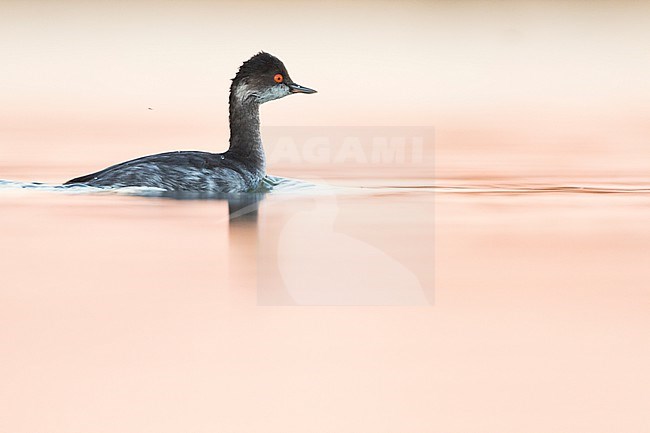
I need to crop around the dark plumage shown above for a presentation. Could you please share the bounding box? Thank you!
[234,51,288,81]
[65,52,316,192]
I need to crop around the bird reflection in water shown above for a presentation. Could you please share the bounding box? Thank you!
[138,189,265,225]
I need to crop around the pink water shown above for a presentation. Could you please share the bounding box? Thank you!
[2,1,650,432]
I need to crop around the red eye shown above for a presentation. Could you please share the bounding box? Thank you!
[274,74,283,83]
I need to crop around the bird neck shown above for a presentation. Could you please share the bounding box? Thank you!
[227,87,265,171]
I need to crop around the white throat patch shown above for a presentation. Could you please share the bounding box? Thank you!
[235,79,290,104]
[256,84,291,103]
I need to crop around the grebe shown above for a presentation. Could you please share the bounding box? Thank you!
[64,52,316,192]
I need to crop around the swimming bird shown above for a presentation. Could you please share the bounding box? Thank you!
[64,52,316,192]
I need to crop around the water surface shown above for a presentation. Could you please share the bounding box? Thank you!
[1,166,648,432]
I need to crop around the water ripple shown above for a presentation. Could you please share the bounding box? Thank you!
[2,178,650,197]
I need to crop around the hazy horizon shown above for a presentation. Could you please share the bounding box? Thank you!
[2,1,649,179]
